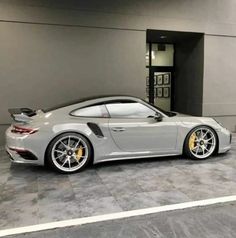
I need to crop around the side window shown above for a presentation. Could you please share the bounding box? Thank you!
[105,101,156,118]
[71,104,109,118]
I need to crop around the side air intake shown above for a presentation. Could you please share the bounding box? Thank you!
[87,123,104,138]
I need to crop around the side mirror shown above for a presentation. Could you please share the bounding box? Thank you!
[154,113,163,122]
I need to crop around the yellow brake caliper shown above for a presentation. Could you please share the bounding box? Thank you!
[189,133,196,150]
[76,146,83,161]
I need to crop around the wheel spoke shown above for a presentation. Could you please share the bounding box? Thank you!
[73,139,81,150]
[55,149,66,154]
[192,145,199,151]
[202,130,209,139]
[68,136,71,147]
[206,136,214,142]
[73,155,80,164]
[201,146,205,154]
[68,158,71,169]
[199,129,203,139]
[74,155,86,162]
[196,146,200,155]
[59,140,68,149]
[55,154,65,160]
[62,158,68,167]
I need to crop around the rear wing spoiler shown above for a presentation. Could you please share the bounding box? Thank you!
[8,108,36,122]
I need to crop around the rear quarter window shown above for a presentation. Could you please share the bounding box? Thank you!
[70,105,109,118]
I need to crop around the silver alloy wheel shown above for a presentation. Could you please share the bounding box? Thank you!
[51,135,88,172]
[189,127,216,159]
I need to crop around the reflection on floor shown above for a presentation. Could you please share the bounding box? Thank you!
[0,135,235,229]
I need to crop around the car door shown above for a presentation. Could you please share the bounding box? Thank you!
[106,100,178,153]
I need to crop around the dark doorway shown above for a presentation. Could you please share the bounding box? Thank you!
[146,30,204,116]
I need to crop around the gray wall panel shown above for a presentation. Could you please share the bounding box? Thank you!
[203,35,236,116]
[1,0,236,36]
[0,22,145,125]
[212,116,236,132]
[0,0,236,145]
[203,35,236,131]
[174,36,204,116]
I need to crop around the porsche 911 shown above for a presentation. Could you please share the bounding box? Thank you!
[5,96,231,173]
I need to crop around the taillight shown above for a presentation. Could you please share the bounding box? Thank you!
[11,125,38,135]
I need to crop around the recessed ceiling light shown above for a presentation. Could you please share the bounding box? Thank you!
[160,35,167,39]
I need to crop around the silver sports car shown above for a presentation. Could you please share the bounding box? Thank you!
[5,95,231,173]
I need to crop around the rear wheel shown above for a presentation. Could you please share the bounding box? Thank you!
[184,126,217,160]
[46,132,92,173]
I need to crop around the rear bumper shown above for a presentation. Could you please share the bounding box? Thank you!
[5,126,44,165]
[6,146,38,164]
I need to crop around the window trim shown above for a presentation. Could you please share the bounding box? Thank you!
[69,99,168,119]
[69,99,137,118]
[104,100,158,119]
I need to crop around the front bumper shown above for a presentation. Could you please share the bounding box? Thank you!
[217,127,232,154]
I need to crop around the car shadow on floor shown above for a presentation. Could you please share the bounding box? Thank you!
[92,152,231,170]
[5,151,231,175]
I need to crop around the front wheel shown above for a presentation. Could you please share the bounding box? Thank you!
[46,132,92,173]
[184,126,217,160]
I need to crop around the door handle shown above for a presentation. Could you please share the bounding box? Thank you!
[111,127,126,132]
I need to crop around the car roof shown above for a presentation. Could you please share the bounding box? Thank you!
[43,95,140,113]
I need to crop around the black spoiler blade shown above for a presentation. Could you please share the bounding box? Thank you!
[8,108,36,122]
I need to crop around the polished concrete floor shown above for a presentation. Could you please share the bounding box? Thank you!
[7,202,236,238]
[0,134,236,229]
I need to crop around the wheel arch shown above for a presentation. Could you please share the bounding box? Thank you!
[182,124,219,155]
[44,130,94,166]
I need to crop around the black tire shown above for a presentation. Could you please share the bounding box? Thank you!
[184,126,217,160]
[46,132,92,173]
